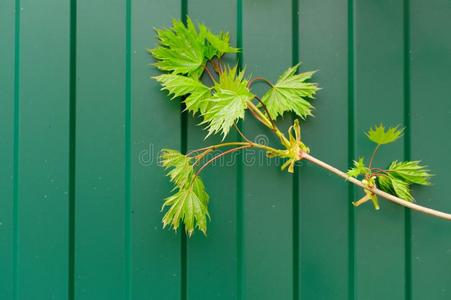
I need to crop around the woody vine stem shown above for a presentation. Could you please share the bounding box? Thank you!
[150,18,451,236]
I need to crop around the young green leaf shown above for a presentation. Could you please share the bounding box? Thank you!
[161,178,210,236]
[261,64,319,120]
[160,149,210,235]
[376,160,431,202]
[150,18,206,78]
[387,160,432,185]
[201,66,254,139]
[347,157,369,178]
[366,124,404,145]
[153,74,211,114]
[390,176,413,201]
[199,24,238,57]
[377,174,414,201]
[161,149,194,187]
[150,18,238,79]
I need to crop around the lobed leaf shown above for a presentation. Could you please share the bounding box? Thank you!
[150,18,238,79]
[387,160,432,185]
[153,74,211,114]
[150,18,205,78]
[160,149,194,187]
[199,24,238,57]
[376,160,431,201]
[161,179,209,236]
[160,149,210,235]
[201,66,254,139]
[261,64,319,120]
[366,124,404,145]
[347,157,369,178]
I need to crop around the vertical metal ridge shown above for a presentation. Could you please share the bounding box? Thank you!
[236,1,243,298]
[68,0,77,299]
[180,3,188,300]
[347,0,356,299]
[291,0,300,299]
[403,0,412,298]
[13,0,21,298]
[124,0,132,298]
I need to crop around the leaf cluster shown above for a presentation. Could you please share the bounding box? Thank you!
[151,18,319,141]
[151,19,434,236]
[150,17,237,79]
[348,124,431,206]
[160,149,210,236]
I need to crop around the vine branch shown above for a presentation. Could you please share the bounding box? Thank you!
[300,152,451,221]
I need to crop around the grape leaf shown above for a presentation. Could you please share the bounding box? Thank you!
[201,66,254,138]
[160,149,210,235]
[366,124,404,145]
[390,177,412,201]
[261,64,319,119]
[150,18,238,80]
[376,160,431,201]
[160,149,194,187]
[161,177,210,236]
[387,160,431,185]
[153,74,211,114]
[150,18,206,78]
[347,157,369,178]
[199,24,238,57]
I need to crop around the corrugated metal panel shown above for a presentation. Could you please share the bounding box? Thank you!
[0,0,450,299]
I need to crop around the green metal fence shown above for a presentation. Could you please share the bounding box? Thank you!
[1,0,450,299]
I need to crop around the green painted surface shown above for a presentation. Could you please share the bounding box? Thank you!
[410,1,451,299]
[130,1,181,299]
[243,0,294,298]
[16,0,71,299]
[1,0,451,299]
[0,1,15,299]
[298,0,350,298]
[75,0,127,298]
[353,1,406,299]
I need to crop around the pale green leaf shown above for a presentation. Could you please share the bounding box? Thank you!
[153,74,211,114]
[366,124,404,145]
[377,174,413,201]
[377,174,393,192]
[150,18,205,78]
[199,24,238,57]
[160,149,210,235]
[160,149,193,188]
[390,177,413,201]
[201,66,253,138]
[347,157,368,178]
[162,180,209,236]
[261,64,319,119]
[388,160,432,185]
